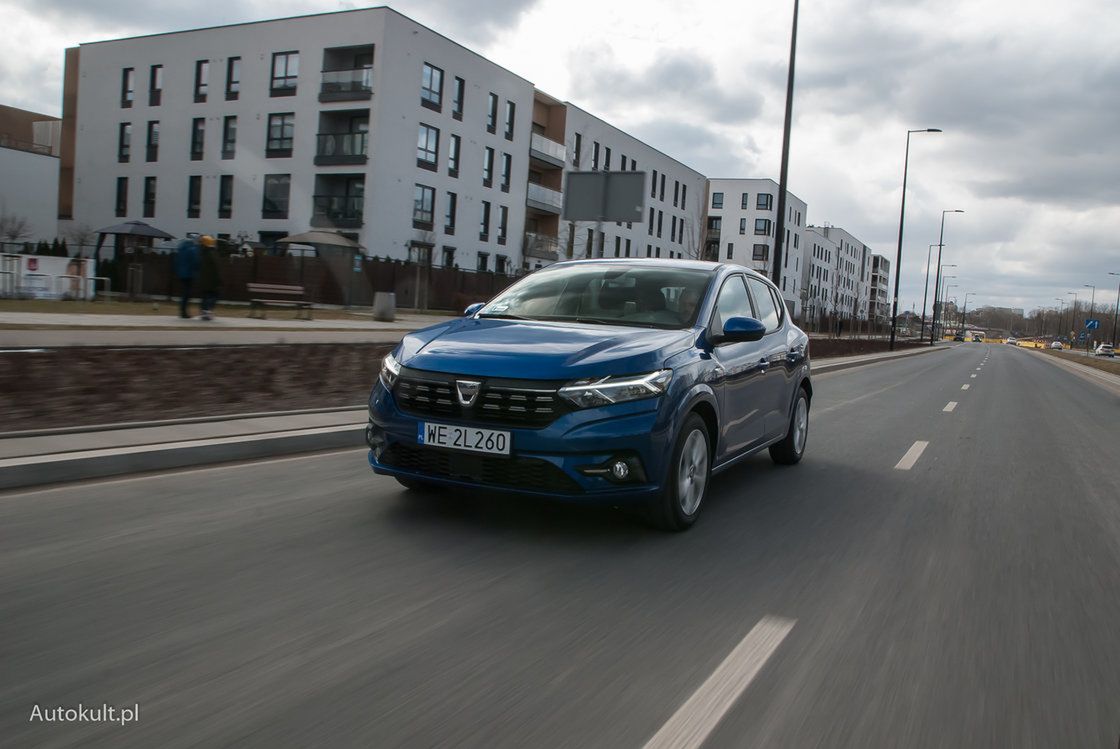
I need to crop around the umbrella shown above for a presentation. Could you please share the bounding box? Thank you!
[93,220,176,261]
[276,229,364,250]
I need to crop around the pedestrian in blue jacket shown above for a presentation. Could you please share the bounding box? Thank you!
[174,236,201,318]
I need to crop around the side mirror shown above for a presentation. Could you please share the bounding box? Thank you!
[716,316,766,344]
[463,302,485,317]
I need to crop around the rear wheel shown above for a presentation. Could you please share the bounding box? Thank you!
[647,414,711,532]
[769,387,809,465]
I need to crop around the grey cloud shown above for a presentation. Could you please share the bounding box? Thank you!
[628,119,760,179]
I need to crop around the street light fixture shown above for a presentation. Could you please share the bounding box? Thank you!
[889,128,943,351]
[929,209,964,346]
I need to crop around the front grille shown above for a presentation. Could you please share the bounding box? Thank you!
[382,443,583,494]
[394,368,568,428]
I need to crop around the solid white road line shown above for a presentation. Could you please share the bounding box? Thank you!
[961,384,970,390]
[943,401,958,412]
[894,440,930,470]
[643,616,795,749]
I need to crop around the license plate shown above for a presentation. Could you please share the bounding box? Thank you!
[418,422,511,455]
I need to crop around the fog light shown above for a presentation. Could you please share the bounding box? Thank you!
[611,461,630,481]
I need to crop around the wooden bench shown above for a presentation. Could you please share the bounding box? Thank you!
[247,283,313,319]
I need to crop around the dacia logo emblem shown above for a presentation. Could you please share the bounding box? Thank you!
[455,380,481,407]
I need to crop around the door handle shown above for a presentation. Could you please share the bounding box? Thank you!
[757,358,770,371]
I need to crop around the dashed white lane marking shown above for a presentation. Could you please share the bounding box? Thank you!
[961,384,971,390]
[943,401,958,412]
[971,374,977,378]
[643,616,796,749]
[976,367,982,370]
[894,440,930,470]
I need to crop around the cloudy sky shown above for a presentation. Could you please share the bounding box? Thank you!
[3,0,1118,315]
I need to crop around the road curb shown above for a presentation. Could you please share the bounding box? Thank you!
[0,424,366,493]
[813,344,951,374]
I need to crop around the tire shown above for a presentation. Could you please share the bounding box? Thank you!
[770,387,809,465]
[647,414,711,532]
[395,476,440,492]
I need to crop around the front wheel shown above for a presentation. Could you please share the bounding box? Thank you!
[647,414,711,532]
[770,388,809,465]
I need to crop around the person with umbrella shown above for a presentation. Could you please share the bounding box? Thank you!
[174,234,202,318]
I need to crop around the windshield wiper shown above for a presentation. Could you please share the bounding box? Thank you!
[477,312,535,320]
[571,317,661,329]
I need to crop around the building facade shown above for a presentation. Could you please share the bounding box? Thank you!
[869,253,891,323]
[0,105,60,244]
[805,225,872,324]
[704,178,807,316]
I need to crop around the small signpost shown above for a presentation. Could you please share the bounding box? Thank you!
[1085,319,1100,330]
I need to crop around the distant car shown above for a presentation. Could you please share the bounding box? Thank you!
[953,333,966,342]
[1050,341,1063,350]
[1094,343,1115,357]
[972,334,983,342]
[1006,337,1018,345]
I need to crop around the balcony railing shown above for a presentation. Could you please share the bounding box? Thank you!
[314,132,369,165]
[312,194,363,228]
[529,133,566,167]
[320,68,373,102]
[526,183,563,214]
[523,232,561,261]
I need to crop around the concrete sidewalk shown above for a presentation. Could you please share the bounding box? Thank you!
[0,344,952,492]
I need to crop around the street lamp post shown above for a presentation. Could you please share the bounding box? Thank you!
[962,292,975,336]
[1055,298,1066,338]
[770,0,799,290]
[1067,291,1079,341]
[935,269,956,340]
[928,209,964,346]
[1084,283,1096,350]
[919,243,936,340]
[1110,272,1120,345]
[889,128,942,351]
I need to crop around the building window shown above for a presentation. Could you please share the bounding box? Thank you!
[497,205,508,245]
[740,192,750,209]
[483,146,494,187]
[448,134,460,177]
[420,62,443,110]
[444,191,457,234]
[115,177,128,217]
[755,218,772,235]
[500,152,511,192]
[218,175,233,218]
[739,218,747,235]
[711,192,723,209]
[673,180,679,207]
[226,57,241,100]
[413,184,434,229]
[262,174,291,219]
[477,252,489,272]
[650,169,657,198]
[451,76,464,120]
[757,193,773,210]
[681,184,687,207]
[646,244,652,257]
[592,141,600,170]
[671,216,677,241]
[117,122,131,163]
[270,51,299,96]
[121,67,135,108]
[145,120,159,162]
[266,113,295,157]
[504,100,515,140]
[221,116,236,159]
[148,65,163,106]
[442,246,456,267]
[621,154,628,170]
[614,236,621,257]
[573,132,581,167]
[726,243,735,260]
[479,200,491,240]
[659,173,665,201]
[194,59,209,102]
[417,123,439,170]
[604,146,611,170]
[142,176,157,218]
[657,210,663,238]
[625,238,631,257]
[753,244,769,261]
[648,206,654,235]
[486,93,498,133]
[707,216,722,232]
[190,118,205,161]
[495,255,508,274]
[187,175,201,218]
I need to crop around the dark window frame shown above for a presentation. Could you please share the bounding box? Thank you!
[448,133,460,178]
[270,51,299,97]
[145,120,159,162]
[413,183,435,229]
[117,122,131,163]
[221,115,237,159]
[148,64,162,106]
[755,218,771,236]
[712,192,723,209]
[483,146,494,188]
[266,113,295,158]
[451,76,465,120]
[503,100,515,140]
[190,118,205,161]
[115,177,128,217]
[444,191,457,234]
[187,175,202,218]
[218,174,233,218]
[421,62,444,111]
[757,193,773,210]
[500,152,511,192]
[226,56,241,100]
[417,123,440,171]
[497,205,508,245]
[486,92,498,134]
[142,176,157,218]
[194,59,209,103]
[121,67,134,108]
[479,200,491,241]
[261,174,291,219]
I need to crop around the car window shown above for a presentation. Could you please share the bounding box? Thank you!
[746,277,781,333]
[710,275,754,336]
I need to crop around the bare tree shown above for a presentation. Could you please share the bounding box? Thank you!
[0,212,32,243]
[64,222,96,254]
[680,188,706,260]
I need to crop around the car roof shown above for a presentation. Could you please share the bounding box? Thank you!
[546,258,772,281]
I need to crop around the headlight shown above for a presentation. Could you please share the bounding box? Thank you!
[379,352,401,390]
[558,369,672,409]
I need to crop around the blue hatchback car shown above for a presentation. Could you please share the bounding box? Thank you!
[367,259,811,530]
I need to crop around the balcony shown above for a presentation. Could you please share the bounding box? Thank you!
[320,68,372,102]
[311,195,363,228]
[523,232,561,261]
[526,183,563,215]
[314,132,369,166]
[529,133,566,168]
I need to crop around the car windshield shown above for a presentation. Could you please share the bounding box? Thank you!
[477,264,715,329]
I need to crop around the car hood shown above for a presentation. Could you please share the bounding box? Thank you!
[396,318,696,379]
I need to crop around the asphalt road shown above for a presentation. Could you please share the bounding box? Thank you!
[3,344,1119,748]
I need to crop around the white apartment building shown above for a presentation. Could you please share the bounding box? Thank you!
[868,254,891,323]
[801,227,838,322]
[805,225,872,323]
[60,8,542,273]
[0,105,61,244]
[704,178,807,316]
